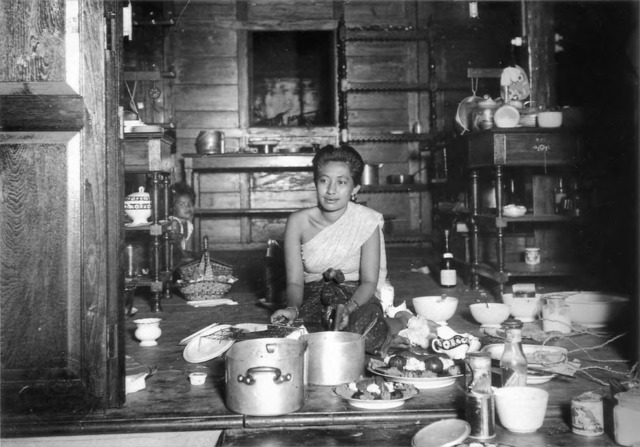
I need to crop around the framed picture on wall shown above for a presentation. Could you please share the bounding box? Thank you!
[249,31,336,127]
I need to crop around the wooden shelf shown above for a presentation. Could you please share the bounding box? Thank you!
[473,213,576,227]
[346,82,432,92]
[348,133,434,143]
[361,184,429,193]
[195,208,297,217]
[183,153,314,171]
[474,260,577,283]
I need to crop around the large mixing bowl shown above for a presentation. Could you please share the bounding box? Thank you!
[561,291,629,328]
[412,296,459,325]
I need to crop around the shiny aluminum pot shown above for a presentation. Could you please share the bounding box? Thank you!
[301,331,365,386]
[225,338,306,416]
[362,163,383,185]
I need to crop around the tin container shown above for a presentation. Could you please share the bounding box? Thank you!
[571,392,604,436]
[465,390,496,439]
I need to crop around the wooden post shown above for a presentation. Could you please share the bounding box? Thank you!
[526,1,556,108]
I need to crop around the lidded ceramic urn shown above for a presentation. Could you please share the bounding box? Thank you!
[124,186,152,225]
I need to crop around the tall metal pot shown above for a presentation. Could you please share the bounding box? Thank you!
[301,331,365,386]
[225,338,306,416]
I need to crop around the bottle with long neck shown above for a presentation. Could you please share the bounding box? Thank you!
[440,229,457,287]
[500,318,528,387]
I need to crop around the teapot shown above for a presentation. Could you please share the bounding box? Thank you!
[124,187,152,225]
[472,96,501,131]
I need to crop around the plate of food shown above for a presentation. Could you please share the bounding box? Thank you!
[367,354,462,390]
[334,377,419,409]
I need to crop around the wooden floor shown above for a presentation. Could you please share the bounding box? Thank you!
[2,244,634,446]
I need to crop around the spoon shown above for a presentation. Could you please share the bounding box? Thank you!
[360,316,378,340]
[439,294,448,303]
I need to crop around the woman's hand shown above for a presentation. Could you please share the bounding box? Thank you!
[270,306,298,325]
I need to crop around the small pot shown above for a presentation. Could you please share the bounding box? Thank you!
[225,338,306,416]
[301,331,365,386]
[196,130,225,154]
[362,164,383,185]
[387,174,415,185]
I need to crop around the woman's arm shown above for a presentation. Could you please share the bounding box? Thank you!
[283,212,305,309]
[344,225,380,316]
[270,211,305,324]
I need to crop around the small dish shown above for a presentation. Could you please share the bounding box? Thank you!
[412,419,471,447]
[189,372,207,385]
[333,382,419,410]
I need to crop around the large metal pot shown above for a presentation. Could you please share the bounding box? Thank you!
[225,338,306,416]
[301,331,365,386]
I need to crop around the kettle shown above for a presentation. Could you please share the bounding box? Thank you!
[196,131,225,154]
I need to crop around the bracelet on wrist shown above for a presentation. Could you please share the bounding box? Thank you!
[348,300,359,312]
[285,306,299,319]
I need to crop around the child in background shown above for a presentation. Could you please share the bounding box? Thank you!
[169,182,196,251]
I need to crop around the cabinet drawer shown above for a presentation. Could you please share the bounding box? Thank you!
[466,129,579,167]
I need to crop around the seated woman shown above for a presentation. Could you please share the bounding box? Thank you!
[270,144,415,355]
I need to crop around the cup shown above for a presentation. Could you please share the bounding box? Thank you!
[525,247,541,265]
[189,372,207,386]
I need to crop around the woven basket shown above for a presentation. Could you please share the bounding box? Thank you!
[177,236,237,301]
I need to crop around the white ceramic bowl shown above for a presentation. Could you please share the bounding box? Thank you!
[503,204,527,217]
[502,293,542,323]
[412,296,459,325]
[537,111,563,128]
[563,291,630,328]
[494,386,549,433]
[469,302,511,327]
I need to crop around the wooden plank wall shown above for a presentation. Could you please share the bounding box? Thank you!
[127,0,518,247]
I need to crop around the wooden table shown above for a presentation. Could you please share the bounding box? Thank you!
[1,249,632,446]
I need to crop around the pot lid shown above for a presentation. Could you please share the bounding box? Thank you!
[126,186,150,200]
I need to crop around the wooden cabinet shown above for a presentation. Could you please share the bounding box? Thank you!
[461,128,582,294]
[124,133,175,312]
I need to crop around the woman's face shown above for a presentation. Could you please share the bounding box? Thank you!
[315,161,360,212]
[173,194,194,221]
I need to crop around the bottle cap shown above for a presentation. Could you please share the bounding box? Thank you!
[501,318,523,329]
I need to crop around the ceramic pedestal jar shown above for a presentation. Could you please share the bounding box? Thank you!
[134,318,162,346]
[124,186,152,225]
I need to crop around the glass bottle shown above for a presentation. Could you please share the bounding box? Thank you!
[440,229,457,287]
[554,177,567,214]
[500,318,528,387]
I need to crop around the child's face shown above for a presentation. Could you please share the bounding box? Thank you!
[173,194,194,221]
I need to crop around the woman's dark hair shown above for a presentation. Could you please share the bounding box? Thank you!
[171,182,196,205]
[312,144,365,186]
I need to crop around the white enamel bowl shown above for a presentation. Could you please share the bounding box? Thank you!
[494,386,549,433]
[412,296,459,325]
[502,293,542,323]
[469,302,511,327]
[562,291,630,328]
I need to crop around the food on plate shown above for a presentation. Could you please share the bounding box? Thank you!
[369,351,460,378]
[339,376,418,401]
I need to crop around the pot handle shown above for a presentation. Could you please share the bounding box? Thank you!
[237,366,292,385]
